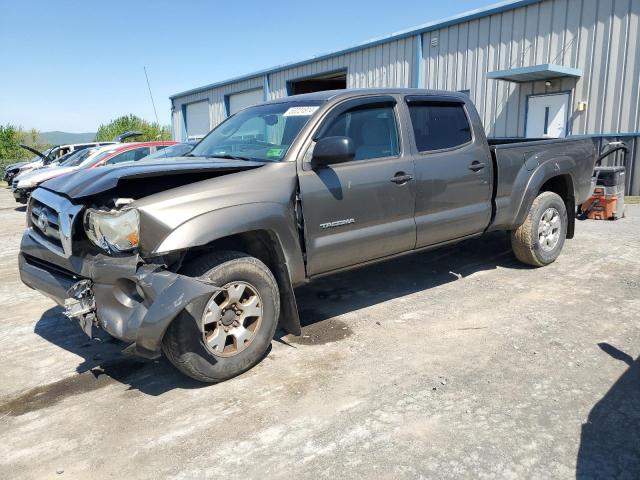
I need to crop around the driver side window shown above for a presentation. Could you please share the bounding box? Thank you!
[321,104,400,161]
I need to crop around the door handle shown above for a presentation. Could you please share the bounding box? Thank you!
[468,161,486,172]
[390,173,413,184]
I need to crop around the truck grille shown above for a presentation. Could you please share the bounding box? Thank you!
[28,189,83,258]
[31,199,63,246]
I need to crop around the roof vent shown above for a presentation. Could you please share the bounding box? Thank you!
[431,37,439,47]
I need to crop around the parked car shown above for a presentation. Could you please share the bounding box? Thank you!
[11,141,176,203]
[18,89,597,383]
[11,147,102,203]
[3,147,56,184]
[4,142,116,184]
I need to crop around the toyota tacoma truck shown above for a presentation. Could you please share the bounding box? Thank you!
[19,89,597,382]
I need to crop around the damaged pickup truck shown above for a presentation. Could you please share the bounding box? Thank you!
[19,89,597,382]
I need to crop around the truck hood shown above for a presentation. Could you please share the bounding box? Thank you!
[40,156,266,200]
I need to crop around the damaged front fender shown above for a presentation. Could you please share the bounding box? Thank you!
[86,263,221,359]
[132,266,221,357]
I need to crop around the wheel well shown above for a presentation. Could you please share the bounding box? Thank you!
[539,175,571,202]
[181,230,282,273]
[181,230,302,335]
[539,174,576,239]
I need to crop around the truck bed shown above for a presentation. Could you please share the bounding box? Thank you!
[488,137,597,231]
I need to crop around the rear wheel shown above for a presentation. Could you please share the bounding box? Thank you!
[511,191,568,267]
[162,251,279,383]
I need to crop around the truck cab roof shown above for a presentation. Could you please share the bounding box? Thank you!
[261,88,470,105]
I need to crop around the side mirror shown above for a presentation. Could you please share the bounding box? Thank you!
[311,136,355,168]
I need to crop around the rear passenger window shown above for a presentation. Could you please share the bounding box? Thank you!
[321,103,400,161]
[408,102,472,152]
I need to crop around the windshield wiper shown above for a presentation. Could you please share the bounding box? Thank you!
[205,154,255,161]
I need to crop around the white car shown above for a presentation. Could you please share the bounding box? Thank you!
[12,138,173,204]
[12,146,105,203]
[7,141,116,183]
[4,131,142,184]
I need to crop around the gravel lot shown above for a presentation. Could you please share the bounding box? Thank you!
[1,187,638,479]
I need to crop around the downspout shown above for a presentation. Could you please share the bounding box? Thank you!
[414,34,425,89]
[263,74,270,101]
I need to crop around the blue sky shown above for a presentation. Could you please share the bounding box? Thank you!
[0,0,492,132]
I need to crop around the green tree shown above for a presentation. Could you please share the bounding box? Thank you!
[0,124,50,167]
[0,124,23,161]
[95,114,171,142]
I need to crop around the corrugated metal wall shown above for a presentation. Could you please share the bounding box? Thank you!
[171,0,640,193]
[172,76,264,139]
[172,36,416,137]
[421,0,640,138]
[268,37,416,98]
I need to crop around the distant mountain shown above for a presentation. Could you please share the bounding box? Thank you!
[39,131,96,145]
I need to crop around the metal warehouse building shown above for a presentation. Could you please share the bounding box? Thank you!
[170,0,640,194]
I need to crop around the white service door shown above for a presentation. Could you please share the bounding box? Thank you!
[228,88,264,115]
[185,101,210,139]
[526,93,570,138]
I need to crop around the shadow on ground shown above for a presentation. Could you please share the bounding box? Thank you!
[30,306,205,401]
[576,343,640,478]
[0,205,26,212]
[286,231,527,336]
[27,231,524,403]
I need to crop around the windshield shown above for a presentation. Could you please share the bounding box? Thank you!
[189,101,324,162]
[52,151,75,164]
[140,142,195,161]
[78,148,118,168]
[60,148,96,167]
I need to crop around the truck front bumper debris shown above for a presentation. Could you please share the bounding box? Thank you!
[64,279,96,337]
[19,231,220,358]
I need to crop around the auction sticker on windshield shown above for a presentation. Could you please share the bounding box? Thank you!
[283,106,319,117]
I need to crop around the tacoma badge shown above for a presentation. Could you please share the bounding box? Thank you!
[320,218,355,229]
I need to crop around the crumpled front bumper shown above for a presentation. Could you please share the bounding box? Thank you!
[19,230,219,358]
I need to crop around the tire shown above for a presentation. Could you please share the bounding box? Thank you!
[511,191,568,267]
[162,251,280,383]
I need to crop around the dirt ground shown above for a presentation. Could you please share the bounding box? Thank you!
[0,187,638,479]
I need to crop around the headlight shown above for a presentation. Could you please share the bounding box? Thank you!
[84,208,140,253]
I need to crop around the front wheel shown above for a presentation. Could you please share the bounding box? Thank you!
[511,191,568,267]
[162,251,280,383]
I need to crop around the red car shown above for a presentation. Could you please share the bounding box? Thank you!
[86,141,177,168]
[12,141,176,203]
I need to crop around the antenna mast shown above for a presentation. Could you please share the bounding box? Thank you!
[143,66,160,129]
